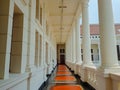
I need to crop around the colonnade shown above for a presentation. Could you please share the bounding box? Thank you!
[66,0,120,90]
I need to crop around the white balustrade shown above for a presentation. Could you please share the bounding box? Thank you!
[86,67,97,88]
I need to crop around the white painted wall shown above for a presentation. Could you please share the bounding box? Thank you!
[0,0,56,90]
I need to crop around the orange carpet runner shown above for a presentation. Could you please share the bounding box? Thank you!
[56,71,72,75]
[49,65,83,90]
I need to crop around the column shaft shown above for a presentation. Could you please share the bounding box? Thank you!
[98,0,119,68]
[76,18,82,64]
[70,32,73,62]
[98,42,101,65]
[72,23,76,63]
[82,0,93,66]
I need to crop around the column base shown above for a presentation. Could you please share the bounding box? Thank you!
[98,66,120,73]
[70,62,75,71]
[73,62,76,73]
[96,71,112,90]
[68,61,73,70]
[75,63,82,74]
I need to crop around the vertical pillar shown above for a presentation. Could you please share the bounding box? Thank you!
[80,0,95,82]
[40,35,44,66]
[43,2,47,68]
[70,32,73,63]
[98,42,101,65]
[38,34,40,67]
[0,0,14,79]
[48,45,50,66]
[72,22,76,63]
[43,35,47,81]
[75,17,82,64]
[26,0,36,72]
[39,35,42,66]
[43,37,46,66]
[69,32,73,68]
[50,46,52,64]
[72,22,77,72]
[74,17,82,74]
[82,0,93,66]
[47,44,50,74]
[98,0,119,69]
[96,0,120,90]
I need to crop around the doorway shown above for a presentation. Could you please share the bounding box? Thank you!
[57,44,65,65]
[60,55,65,64]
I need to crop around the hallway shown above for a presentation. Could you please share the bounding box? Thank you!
[0,0,120,90]
[41,65,95,90]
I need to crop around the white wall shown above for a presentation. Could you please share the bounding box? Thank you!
[0,0,56,90]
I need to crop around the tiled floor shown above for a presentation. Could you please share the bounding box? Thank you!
[41,65,95,90]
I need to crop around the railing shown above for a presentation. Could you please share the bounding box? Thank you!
[66,61,120,90]
[86,67,97,88]
[68,62,120,90]
[81,66,120,90]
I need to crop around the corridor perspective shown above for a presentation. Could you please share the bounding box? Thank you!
[42,64,94,90]
[0,0,120,90]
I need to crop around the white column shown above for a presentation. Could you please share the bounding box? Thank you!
[69,31,73,63]
[98,0,119,69]
[72,22,76,63]
[68,32,73,68]
[96,1,120,90]
[47,44,51,74]
[76,17,82,64]
[98,42,101,65]
[26,0,36,72]
[68,32,71,63]
[82,0,93,66]
[43,38,47,67]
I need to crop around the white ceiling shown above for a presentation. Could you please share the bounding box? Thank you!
[46,0,80,44]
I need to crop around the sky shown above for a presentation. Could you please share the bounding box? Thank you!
[80,0,120,24]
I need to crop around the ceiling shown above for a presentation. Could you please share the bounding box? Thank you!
[46,0,81,44]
